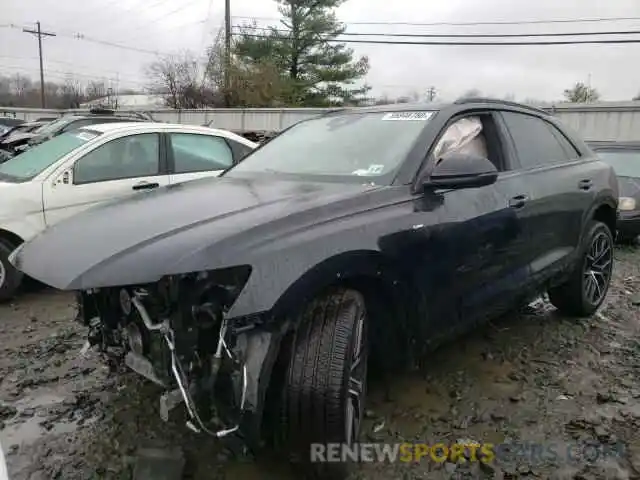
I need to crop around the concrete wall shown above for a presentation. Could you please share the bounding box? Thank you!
[4,102,640,141]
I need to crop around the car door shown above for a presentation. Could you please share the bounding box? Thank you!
[414,111,532,331]
[42,132,170,227]
[167,132,237,184]
[499,111,588,282]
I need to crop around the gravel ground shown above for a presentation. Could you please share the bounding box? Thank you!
[1,245,639,480]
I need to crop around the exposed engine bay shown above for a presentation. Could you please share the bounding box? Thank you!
[76,267,257,438]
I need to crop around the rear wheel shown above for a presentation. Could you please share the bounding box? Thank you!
[0,240,23,303]
[548,221,614,317]
[277,288,368,479]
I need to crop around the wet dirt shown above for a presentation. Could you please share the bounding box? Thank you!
[0,246,639,479]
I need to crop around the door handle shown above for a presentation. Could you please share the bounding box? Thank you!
[508,194,529,209]
[578,179,593,190]
[132,182,159,191]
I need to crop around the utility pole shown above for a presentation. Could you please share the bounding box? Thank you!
[426,86,436,102]
[23,21,56,108]
[224,0,232,106]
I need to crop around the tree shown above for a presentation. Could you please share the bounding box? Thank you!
[59,77,85,108]
[146,52,220,108]
[633,92,640,101]
[232,0,370,107]
[563,82,600,103]
[86,81,107,101]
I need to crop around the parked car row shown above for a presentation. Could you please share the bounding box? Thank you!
[0,109,154,158]
[0,121,257,300]
[5,98,622,478]
[588,141,640,243]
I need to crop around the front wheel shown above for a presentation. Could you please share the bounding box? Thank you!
[0,240,23,303]
[277,288,368,478]
[548,221,614,317]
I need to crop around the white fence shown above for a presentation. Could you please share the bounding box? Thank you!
[4,102,640,141]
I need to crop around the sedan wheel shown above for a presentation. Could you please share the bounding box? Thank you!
[583,230,613,307]
[548,220,614,317]
[277,288,368,479]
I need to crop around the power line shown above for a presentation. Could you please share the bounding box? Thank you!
[4,21,176,56]
[235,25,640,38]
[232,15,640,27]
[236,33,640,46]
[1,64,147,87]
[0,54,142,78]
[142,0,205,27]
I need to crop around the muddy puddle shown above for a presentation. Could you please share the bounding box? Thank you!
[0,246,639,479]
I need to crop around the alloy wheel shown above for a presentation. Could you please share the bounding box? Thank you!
[583,230,613,306]
[0,259,5,289]
[345,307,367,446]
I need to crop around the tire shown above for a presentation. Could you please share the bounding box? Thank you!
[548,221,614,317]
[278,288,368,479]
[0,239,23,303]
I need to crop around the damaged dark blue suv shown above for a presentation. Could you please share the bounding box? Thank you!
[10,98,618,478]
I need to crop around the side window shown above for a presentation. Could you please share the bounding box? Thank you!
[547,123,581,160]
[227,139,254,162]
[73,133,160,184]
[501,111,570,169]
[432,114,507,171]
[169,133,234,173]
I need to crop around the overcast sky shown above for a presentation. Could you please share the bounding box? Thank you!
[3,0,640,101]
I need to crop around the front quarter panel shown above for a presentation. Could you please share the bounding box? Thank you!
[224,193,415,319]
[0,181,46,243]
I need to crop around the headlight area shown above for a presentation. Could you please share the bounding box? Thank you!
[618,197,637,211]
[76,265,253,438]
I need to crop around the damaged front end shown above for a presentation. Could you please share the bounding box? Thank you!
[76,265,276,442]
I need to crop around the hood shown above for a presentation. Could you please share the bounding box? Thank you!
[0,131,36,146]
[618,176,640,199]
[13,175,385,290]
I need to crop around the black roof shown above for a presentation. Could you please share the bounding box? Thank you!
[321,97,551,117]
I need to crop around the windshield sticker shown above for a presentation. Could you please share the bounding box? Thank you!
[352,164,385,176]
[382,111,434,121]
[74,132,97,141]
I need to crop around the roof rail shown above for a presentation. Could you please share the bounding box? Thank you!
[454,97,549,115]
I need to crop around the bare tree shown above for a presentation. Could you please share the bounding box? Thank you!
[59,76,85,108]
[86,81,107,101]
[146,52,217,108]
[10,74,32,99]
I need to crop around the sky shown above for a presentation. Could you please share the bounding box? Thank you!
[3,0,640,102]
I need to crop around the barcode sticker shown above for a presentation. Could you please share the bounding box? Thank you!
[381,111,434,121]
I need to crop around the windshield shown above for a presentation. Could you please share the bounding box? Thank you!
[226,111,435,182]
[595,150,640,178]
[0,130,100,181]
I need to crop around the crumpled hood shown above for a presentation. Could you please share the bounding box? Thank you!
[0,131,36,146]
[13,175,382,290]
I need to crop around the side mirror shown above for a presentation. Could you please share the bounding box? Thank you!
[423,152,498,190]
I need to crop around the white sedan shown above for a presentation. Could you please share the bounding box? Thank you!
[0,122,257,300]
